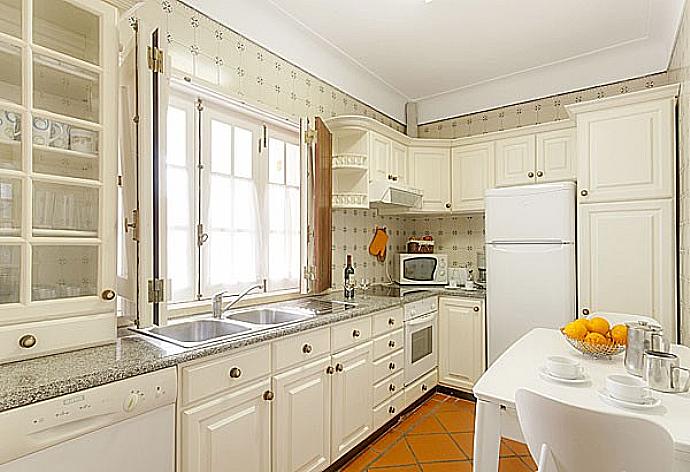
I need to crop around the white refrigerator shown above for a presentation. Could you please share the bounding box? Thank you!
[485,182,576,365]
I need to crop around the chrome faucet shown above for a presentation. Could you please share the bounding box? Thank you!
[212,279,267,318]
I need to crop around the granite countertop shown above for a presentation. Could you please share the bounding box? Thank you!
[0,288,484,413]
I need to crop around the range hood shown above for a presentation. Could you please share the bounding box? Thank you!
[368,180,423,208]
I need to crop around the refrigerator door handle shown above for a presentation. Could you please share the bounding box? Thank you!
[488,239,571,245]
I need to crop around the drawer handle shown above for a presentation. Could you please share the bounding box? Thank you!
[582,308,590,316]
[580,189,588,197]
[388,406,396,414]
[389,362,396,371]
[263,390,274,401]
[335,363,344,372]
[445,202,451,209]
[228,367,242,379]
[352,329,361,338]
[389,384,396,392]
[536,170,544,177]
[326,366,335,375]
[101,289,116,301]
[388,340,396,348]
[421,384,428,392]
[302,343,313,354]
[473,306,479,312]
[388,317,395,326]
[18,334,37,349]
[527,171,534,178]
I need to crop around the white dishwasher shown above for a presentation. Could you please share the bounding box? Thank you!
[0,367,177,472]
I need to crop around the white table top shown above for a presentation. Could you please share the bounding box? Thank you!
[473,328,690,453]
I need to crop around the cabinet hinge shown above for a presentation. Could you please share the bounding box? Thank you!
[304,129,317,145]
[303,265,315,282]
[117,175,123,187]
[147,46,164,73]
[148,278,165,304]
[124,209,139,242]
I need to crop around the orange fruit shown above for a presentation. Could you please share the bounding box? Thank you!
[584,332,609,345]
[610,324,628,345]
[563,321,588,341]
[586,317,610,336]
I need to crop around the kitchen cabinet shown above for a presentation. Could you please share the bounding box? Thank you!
[409,146,451,212]
[494,135,535,187]
[370,132,392,183]
[0,0,118,363]
[180,378,272,472]
[331,341,373,460]
[273,356,332,472]
[578,199,675,337]
[536,128,576,183]
[439,297,485,391]
[451,143,494,212]
[391,140,409,184]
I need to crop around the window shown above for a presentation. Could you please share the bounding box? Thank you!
[165,92,302,304]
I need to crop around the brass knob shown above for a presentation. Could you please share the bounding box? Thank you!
[580,189,588,197]
[389,362,396,370]
[263,390,274,401]
[101,289,116,301]
[18,334,36,349]
[536,170,544,177]
[352,329,360,338]
[388,317,395,326]
[228,367,242,379]
[302,343,313,354]
[582,308,590,316]
[335,363,344,372]
[388,174,393,180]
[473,306,480,312]
[445,202,451,209]
[421,384,428,392]
[388,340,396,348]
[326,366,335,375]
[391,175,398,181]
[528,171,535,178]
[388,406,396,414]
[389,384,396,392]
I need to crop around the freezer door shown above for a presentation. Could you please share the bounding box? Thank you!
[485,182,575,242]
[487,242,576,365]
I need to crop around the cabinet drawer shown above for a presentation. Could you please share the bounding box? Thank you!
[373,329,404,360]
[372,308,403,335]
[272,327,330,371]
[373,391,404,431]
[331,317,371,352]
[373,349,404,384]
[181,344,271,405]
[404,368,438,408]
[373,370,404,407]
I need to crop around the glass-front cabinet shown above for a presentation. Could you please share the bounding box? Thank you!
[0,0,117,363]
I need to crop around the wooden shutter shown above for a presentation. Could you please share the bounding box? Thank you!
[313,117,332,292]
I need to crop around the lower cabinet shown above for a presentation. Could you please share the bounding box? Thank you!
[180,378,272,472]
[439,298,485,391]
[273,356,332,472]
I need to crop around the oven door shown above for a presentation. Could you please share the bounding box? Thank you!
[404,311,438,385]
[400,256,441,285]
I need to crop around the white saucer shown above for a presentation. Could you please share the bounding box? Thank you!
[538,366,590,384]
[597,388,661,410]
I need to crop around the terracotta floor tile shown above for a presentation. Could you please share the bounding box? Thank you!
[408,415,446,435]
[369,466,421,471]
[500,439,517,457]
[339,447,379,472]
[394,413,422,433]
[434,398,475,413]
[503,438,530,456]
[434,410,475,433]
[370,439,417,467]
[407,434,466,462]
[370,429,403,453]
[499,457,532,472]
[451,433,474,459]
[520,455,538,471]
[420,461,472,472]
[412,400,441,417]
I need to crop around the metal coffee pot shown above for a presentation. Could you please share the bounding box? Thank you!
[643,350,690,393]
[624,321,668,376]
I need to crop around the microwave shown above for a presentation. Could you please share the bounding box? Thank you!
[394,254,448,285]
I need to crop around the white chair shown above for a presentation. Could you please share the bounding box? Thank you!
[585,312,658,327]
[515,389,674,472]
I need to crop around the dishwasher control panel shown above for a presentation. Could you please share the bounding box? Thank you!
[0,367,177,465]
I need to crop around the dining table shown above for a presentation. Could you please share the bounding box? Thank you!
[472,328,690,471]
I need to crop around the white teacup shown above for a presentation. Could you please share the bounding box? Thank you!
[546,355,584,380]
[606,374,651,404]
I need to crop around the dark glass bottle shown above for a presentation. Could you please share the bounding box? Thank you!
[344,254,355,298]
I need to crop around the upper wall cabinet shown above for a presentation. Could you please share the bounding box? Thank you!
[567,86,677,204]
[409,146,451,212]
[451,143,494,212]
[536,128,577,184]
[494,135,536,187]
[391,141,408,185]
[369,133,392,183]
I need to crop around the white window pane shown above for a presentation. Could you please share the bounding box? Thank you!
[207,231,232,288]
[233,232,257,283]
[211,119,232,174]
[234,179,257,230]
[286,142,300,186]
[269,138,285,184]
[234,127,252,178]
[169,229,193,301]
[269,233,288,280]
[268,184,285,231]
[287,187,300,233]
[209,174,232,229]
[166,167,190,228]
[290,232,300,281]
[167,106,187,166]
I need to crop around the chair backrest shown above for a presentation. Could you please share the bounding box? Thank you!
[515,389,674,472]
[585,312,658,327]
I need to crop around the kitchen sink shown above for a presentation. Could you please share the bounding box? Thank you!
[225,308,314,325]
[138,319,252,348]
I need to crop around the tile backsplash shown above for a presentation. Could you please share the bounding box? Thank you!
[331,210,485,288]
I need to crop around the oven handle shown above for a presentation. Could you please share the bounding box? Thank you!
[406,312,437,326]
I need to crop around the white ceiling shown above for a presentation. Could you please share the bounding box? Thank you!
[189,0,685,124]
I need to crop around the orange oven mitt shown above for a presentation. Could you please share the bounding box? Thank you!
[369,226,388,262]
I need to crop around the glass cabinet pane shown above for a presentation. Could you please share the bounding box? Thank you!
[32,181,98,234]
[0,245,20,304]
[33,0,100,65]
[33,146,98,180]
[0,177,21,236]
[33,54,99,123]
[0,0,22,39]
[32,245,97,301]
[0,110,21,170]
[0,41,22,104]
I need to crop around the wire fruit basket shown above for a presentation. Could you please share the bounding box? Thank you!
[560,329,626,359]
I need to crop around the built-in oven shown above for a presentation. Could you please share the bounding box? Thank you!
[404,297,438,386]
[394,254,448,286]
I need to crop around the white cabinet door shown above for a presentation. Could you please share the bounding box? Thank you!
[391,141,408,184]
[409,147,451,211]
[331,341,373,460]
[180,379,271,472]
[576,99,675,203]
[536,128,576,183]
[451,143,494,212]
[494,135,536,187]
[369,132,392,182]
[439,298,485,390]
[578,200,676,338]
[273,356,332,472]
